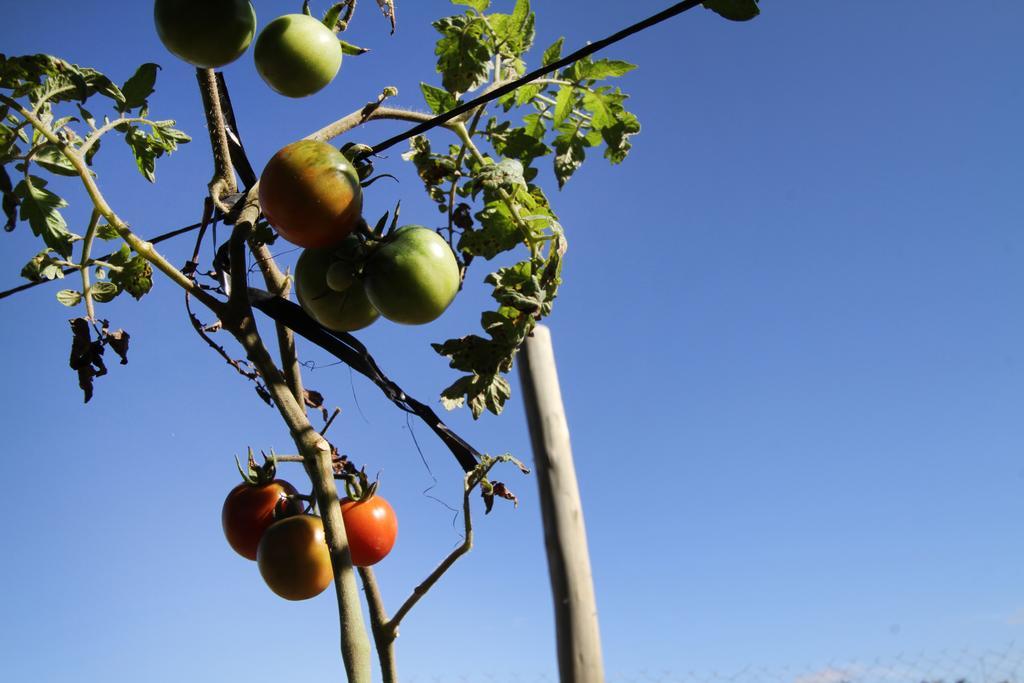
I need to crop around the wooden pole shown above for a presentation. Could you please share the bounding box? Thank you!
[518,324,605,683]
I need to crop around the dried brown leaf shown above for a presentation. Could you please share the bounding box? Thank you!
[377,0,396,33]
[68,318,106,403]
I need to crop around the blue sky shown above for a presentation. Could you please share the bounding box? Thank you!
[1,1,1022,681]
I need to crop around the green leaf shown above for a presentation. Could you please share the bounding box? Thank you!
[420,82,458,114]
[123,126,158,182]
[553,138,585,187]
[95,221,121,240]
[512,82,542,107]
[90,280,119,303]
[451,0,490,11]
[581,90,619,130]
[523,112,546,138]
[574,59,636,81]
[439,372,512,417]
[489,0,535,58]
[21,250,66,282]
[542,37,563,67]
[109,253,153,300]
[433,15,493,93]
[474,158,526,197]
[490,124,549,169]
[14,175,77,257]
[433,335,505,374]
[31,144,78,176]
[104,243,133,267]
[121,121,189,182]
[56,289,82,307]
[119,63,159,112]
[0,55,125,109]
[600,110,640,164]
[76,104,95,129]
[460,201,521,259]
[553,85,574,126]
[703,0,760,22]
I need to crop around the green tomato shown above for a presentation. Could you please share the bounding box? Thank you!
[295,244,379,333]
[363,227,460,325]
[258,139,362,249]
[154,0,257,69]
[326,261,357,292]
[254,14,342,98]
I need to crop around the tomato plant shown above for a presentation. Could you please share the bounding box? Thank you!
[222,477,304,560]
[153,0,257,69]
[339,495,398,567]
[257,514,333,601]
[258,139,363,248]
[294,243,380,332]
[254,13,343,98]
[0,0,696,674]
[363,227,460,325]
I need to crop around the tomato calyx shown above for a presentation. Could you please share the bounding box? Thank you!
[235,447,282,486]
[333,453,379,502]
[234,447,314,514]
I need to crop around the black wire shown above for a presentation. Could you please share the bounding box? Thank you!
[0,0,705,301]
[364,0,704,156]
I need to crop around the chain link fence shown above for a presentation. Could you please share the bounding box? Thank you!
[405,643,1023,683]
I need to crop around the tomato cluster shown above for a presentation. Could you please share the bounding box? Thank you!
[154,0,343,97]
[258,138,461,330]
[222,457,398,601]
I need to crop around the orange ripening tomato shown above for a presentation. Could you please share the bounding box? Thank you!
[256,515,333,601]
[258,139,363,248]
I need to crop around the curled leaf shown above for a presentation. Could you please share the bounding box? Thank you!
[68,318,106,403]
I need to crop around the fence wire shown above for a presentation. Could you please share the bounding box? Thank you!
[404,643,1023,683]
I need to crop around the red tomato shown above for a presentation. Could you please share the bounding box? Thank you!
[222,479,303,561]
[340,495,398,567]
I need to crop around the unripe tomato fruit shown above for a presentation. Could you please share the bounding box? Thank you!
[154,0,257,69]
[294,244,380,332]
[259,140,362,248]
[363,227,461,325]
[222,479,303,560]
[340,495,398,567]
[257,515,333,601]
[254,14,342,98]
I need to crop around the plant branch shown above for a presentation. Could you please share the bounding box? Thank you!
[452,121,536,245]
[310,104,453,144]
[184,290,262,384]
[224,213,372,683]
[0,93,226,315]
[358,567,398,683]
[197,67,305,405]
[78,116,156,158]
[80,208,101,320]
[249,240,306,407]
[535,92,593,123]
[197,68,238,210]
[385,475,473,634]
[31,84,77,116]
